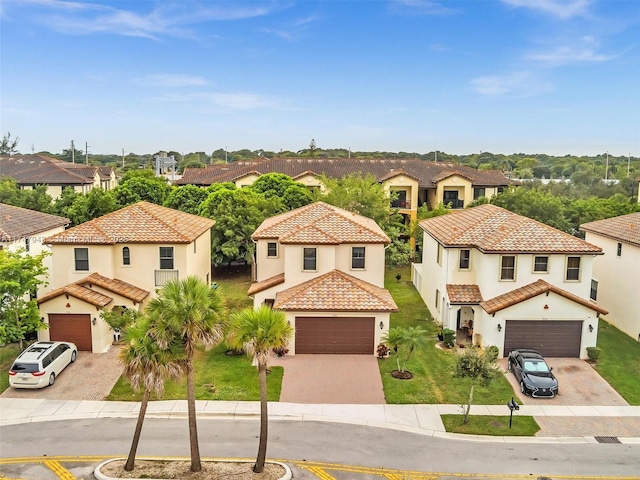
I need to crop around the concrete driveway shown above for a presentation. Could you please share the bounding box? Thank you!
[2,346,123,401]
[270,354,386,404]
[498,358,629,406]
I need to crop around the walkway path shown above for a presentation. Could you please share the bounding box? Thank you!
[2,398,639,443]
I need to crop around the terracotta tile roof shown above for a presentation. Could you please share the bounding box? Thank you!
[273,269,398,312]
[0,203,69,242]
[80,272,149,303]
[479,279,608,315]
[419,204,602,254]
[446,284,484,304]
[252,201,389,244]
[177,158,516,189]
[45,201,215,245]
[38,283,113,307]
[247,273,285,296]
[580,212,640,247]
[0,154,115,185]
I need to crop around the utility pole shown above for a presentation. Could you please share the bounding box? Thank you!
[71,140,75,163]
[225,146,228,164]
[605,151,609,181]
[122,148,125,168]
[85,142,89,165]
[628,153,631,177]
[435,150,438,162]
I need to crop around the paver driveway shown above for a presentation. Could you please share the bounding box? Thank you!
[499,358,629,406]
[2,345,123,401]
[270,354,386,404]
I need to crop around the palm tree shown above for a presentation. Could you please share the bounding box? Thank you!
[120,316,184,471]
[382,325,429,373]
[226,306,293,473]
[147,276,226,472]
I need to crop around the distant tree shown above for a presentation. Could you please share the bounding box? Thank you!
[226,306,293,473]
[112,175,170,207]
[249,173,313,210]
[20,185,53,213]
[309,139,317,157]
[0,178,24,206]
[0,132,19,155]
[491,186,571,233]
[51,187,83,219]
[454,347,500,424]
[0,249,49,349]
[163,185,210,215]
[66,188,117,225]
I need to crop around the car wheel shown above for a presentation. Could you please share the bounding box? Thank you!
[48,373,55,387]
[71,351,77,363]
[520,380,526,394]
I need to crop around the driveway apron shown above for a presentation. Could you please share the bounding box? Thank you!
[271,354,386,404]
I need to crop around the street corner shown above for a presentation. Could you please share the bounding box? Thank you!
[0,456,108,480]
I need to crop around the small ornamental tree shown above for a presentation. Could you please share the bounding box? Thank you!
[454,347,501,424]
[382,326,429,378]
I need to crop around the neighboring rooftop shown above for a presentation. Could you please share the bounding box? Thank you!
[0,154,115,185]
[419,204,603,254]
[45,201,215,245]
[580,212,640,247]
[252,201,390,244]
[0,203,69,242]
[177,158,516,188]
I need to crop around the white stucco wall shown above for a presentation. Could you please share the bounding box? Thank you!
[585,232,640,340]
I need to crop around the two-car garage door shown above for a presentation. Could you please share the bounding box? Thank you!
[504,320,582,357]
[48,314,93,351]
[295,317,375,354]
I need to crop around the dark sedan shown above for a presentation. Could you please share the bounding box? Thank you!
[507,349,559,398]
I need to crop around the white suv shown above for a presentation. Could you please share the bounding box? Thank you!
[9,341,77,389]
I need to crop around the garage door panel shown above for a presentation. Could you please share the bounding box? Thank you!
[296,317,374,354]
[504,320,582,357]
[49,314,92,351]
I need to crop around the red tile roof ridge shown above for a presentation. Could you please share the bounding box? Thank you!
[37,283,113,307]
[136,201,191,243]
[580,212,640,247]
[247,273,286,296]
[77,272,150,302]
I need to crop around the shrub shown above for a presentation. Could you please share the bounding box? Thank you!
[272,346,289,357]
[442,328,456,348]
[485,345,499,362]
[377,343,391,358]
[587,346,602,363]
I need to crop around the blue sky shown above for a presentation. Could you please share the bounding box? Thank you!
[1,0,638,157]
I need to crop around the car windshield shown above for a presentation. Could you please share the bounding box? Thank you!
[523,360,550,373]
[10,362,40,373]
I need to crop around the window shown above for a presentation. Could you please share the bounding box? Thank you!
[74,248,89,271]
[267,242,278,258]
[352,247,365,269]
[303,247,317,271]
[473,187,486,200]
[566,256,581,281]
[159,247,174,270]
[122,247,130,265]
[193,239,197,254]
[617,242,622,257]
[533,256,548,273]
[436,243,443,265]
[25,237,30,252]
[459,249,470,269]
[590,279,598,301]
[435,289,440,311]
[500,255,516,280]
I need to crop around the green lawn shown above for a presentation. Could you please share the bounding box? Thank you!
[382,266,516,405]
[594,320,640,405]
[441,414,540,436]
[0,343,21,393]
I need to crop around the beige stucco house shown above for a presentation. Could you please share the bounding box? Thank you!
[37,202,215,353]
[580,212,640,341]
[248,202,398,355]
[0,203,70,297]
[412,204,607,359]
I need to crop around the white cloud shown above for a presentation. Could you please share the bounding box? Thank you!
[390,0,458,15]
[528,45,618,65]
[160,91,278,110]
[471,71,552,97]
[501,0,592,19]
[138,74,209,88]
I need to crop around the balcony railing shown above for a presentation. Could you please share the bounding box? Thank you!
[391,200,411,209]
[155,269,179,287]
[444,199,464,209]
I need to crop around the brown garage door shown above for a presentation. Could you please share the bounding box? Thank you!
[49,314,92,351]
[295,317,375,354]
[504,320,582,357]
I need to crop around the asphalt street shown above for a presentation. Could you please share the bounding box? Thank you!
[1,418,639,479]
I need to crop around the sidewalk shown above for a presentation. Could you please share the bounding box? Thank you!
[2,398,639,444]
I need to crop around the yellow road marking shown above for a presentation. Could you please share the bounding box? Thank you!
[300,465,337,479]
[43,461,75,480]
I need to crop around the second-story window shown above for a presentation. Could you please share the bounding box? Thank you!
[566,256,581,281]
[74,248,89,271]
[533,256,548,273]
[617,242,622,257]
[459,249,470,269]
[352,247,365,269]
[160,247,174,270]
[267,242,278,258]
[25,237,30,252]
[436,243,443,265]
[590,279,598,301]
[122,247,130,265]
[303,247,317,271]
[500,255,516,280]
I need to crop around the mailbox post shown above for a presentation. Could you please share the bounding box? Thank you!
[507,397,520,428]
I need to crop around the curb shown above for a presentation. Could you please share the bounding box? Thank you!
[94,457,293,480]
